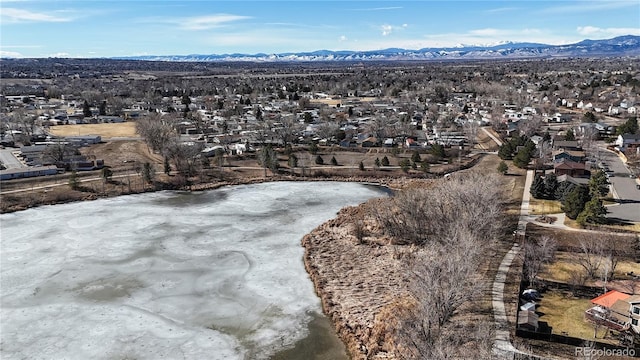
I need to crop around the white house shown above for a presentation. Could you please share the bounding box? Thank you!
[615,133,640,149]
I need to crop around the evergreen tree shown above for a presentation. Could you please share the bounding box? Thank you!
[543,130,551,143]
[288,154,298,168]
[498,143,514,160]
[565,128,575,141]
[562,186,590,220]
[308,142,318,155]
[374,158,381,168]
[420,161,430,173]
[83,100,92,117]
[400,159,411,173]
[583,111,596,123]
[576,197,607,225]
[359,161,365,171]
[101,167,113,183]
[381,156,390,166]
[554,181,575,202]
[530,174,546,199]
[411,150,421,163]
[513,148,532,169]
[543,173,558,199]
[99,101,107,116]
[330,156,338,166]
[430,143,445,158]
[497,161,508,175]
[315,155,324,165]
[616,117,638,136]
[68,170,80,190]
[588,170,609,198]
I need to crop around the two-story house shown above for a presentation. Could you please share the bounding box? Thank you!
[585,290,640,335]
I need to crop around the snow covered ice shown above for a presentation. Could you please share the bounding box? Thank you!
[1,181,385,360]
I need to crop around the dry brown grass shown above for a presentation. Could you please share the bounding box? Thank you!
[529,199,563,215]
[539,252,640,284]
[536,292,612,342]
[598,222,640,233]
[49,122,138,138]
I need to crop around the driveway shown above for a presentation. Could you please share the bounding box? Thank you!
[599,148,640,222]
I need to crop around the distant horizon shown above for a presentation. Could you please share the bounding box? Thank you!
[2,1,639,58]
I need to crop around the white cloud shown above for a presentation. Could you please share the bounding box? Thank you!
[49,52,70,58]
[339,35,348,42]
[577,26,640,37]
[380,23,407,36]
[1,7,73,23]
[179,14,251,31]
[0,50,23,58]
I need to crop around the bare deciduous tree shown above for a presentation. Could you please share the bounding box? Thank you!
[136,113,178,154]
[575,235,605,279]
[523,235,557,286]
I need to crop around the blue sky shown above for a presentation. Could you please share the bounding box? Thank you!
[1,0,639,58]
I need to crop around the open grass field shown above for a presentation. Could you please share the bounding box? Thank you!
[49,122,138,138]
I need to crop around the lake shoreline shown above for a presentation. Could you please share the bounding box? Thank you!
[1,173,410,214]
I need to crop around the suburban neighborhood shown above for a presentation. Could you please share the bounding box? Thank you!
[1,56,640,359]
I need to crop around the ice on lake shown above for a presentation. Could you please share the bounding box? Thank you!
[1,181,386,360]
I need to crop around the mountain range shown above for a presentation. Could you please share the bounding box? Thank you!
[114,35,640,62]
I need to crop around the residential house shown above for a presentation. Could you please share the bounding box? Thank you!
[554,158,589,177]
[556,174,589,187]
[553,149,586,163]
[615,133,640,151]
[585,290,640,335]
[405,137,421,149]
[360,136,378,147]
[552,139,581,151]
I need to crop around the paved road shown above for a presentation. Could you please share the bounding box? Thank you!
[599,149,640,222]
[0,149,26,169]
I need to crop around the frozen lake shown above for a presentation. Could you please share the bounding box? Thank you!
[1,181,386,360]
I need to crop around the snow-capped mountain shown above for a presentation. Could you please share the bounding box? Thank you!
[114,35,640,62]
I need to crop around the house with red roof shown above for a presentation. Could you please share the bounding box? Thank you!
[554,158,589,177]
[585,290,640,334]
